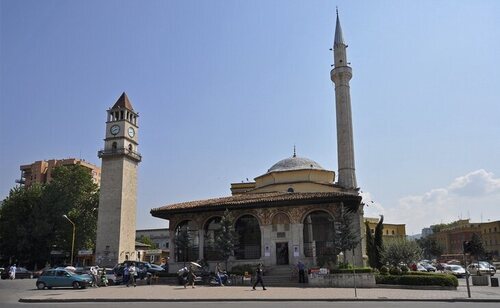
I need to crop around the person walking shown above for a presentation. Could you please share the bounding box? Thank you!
[123,263,130,286]
[184,263,197,288]
[9,264,17,280]
[127,263,137,287]
[252,263,266,290]
[215,262,224,286]
[90,266,99,287]
[297,261,306,283]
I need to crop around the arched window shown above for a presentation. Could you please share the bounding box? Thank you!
[112,142,117,152]
[303,211,335,261]
[235,215,261,259]
[272,213,290,232]
[174,220,199,262]
[204,217,222,261]
[128,144,133,152]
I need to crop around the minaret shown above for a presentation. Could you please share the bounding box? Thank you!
[331,10,357,190]
[95,92,142,267]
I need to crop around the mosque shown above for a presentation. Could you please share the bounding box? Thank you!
[150,12,366,271]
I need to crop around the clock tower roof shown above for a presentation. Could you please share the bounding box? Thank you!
[112,92,134,111]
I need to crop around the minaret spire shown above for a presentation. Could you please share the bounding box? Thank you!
[334,8,345,48]
[331,10,357,189]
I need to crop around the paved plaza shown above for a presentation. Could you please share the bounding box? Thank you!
[16,283,500,303]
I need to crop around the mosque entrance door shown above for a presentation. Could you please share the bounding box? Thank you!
[276,242,289,265]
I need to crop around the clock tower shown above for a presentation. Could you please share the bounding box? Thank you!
[95,92,142,267]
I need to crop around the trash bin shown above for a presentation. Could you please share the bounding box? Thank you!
[491,277,499,287]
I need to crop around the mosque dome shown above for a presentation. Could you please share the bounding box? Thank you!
[267,156,324,173]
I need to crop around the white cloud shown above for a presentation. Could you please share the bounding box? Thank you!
[361,169,500,235]
[448,169,500,196]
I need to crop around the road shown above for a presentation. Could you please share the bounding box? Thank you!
[1,277,499,308]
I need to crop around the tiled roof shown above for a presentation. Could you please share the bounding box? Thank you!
[150,191,360,217]
[112,92,134,110]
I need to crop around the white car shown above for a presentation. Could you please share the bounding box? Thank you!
[467,263,495,276]
[444,265,466,278]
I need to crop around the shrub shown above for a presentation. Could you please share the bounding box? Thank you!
[389,266,402,275]
[375,274,458,287]
[380,265,389,275]
[401,265,409,274]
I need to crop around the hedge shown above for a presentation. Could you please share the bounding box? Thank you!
[375,274,458,287]
[330,267,373,274]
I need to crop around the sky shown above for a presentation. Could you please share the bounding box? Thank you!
[1,0,499,235]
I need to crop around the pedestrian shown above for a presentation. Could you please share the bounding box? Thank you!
[123,263,130,286]
[215,262,224,286]
[252,263,266,290]
[90,266,99,287]
[9,264,17,280]
[297,260,305,283]
[184,263,196,289]
[127,262,137,287]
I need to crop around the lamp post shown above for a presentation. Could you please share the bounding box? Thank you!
[63,215,76,266]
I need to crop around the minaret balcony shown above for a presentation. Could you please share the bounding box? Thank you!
[98,148,142,162]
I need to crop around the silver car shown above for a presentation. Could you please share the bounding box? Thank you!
[467,263,495,276]
[444,265,466,278]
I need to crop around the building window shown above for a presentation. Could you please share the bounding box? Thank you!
[287,187,294,192]
[391,230,395,235]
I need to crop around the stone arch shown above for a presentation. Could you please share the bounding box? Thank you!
[234,214,261,260]
[203,216,222,261]
[174,219,199,262]
[271,212,291,232]
[302,210,336,263]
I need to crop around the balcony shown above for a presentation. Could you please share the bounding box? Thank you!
[98,148,142,162]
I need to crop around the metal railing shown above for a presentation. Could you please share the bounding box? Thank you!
[98,148,142,161]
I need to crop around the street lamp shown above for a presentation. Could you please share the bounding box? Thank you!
[63,215,76,266]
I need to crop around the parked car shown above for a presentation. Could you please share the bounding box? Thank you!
[33,267,51,278]
[444,265,466,278]
[112,261,163,284]
[467,263,496,276]
[479,261,497,275]
[36,268,92,289]
[416,264,427,272]
[1,267,33,279]
[104,268,115,285]
[421,263,437,272]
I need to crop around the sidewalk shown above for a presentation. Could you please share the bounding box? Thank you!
[19,284,500,303]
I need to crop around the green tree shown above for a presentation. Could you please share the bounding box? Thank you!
[468,233,486,261]
[374,215,385,268]
[214,209,239,270]
[0,164,99,268]
[137,235,156,248]
[416,237,443,260]
[365,220,376,268]
[382,238,422,267]
[0,184,45,268]
[365,215,384,269]
[42,165,99,264]
[334,206,360,258]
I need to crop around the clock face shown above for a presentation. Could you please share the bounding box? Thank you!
[110,125,120,135]
[128,127,135,138]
